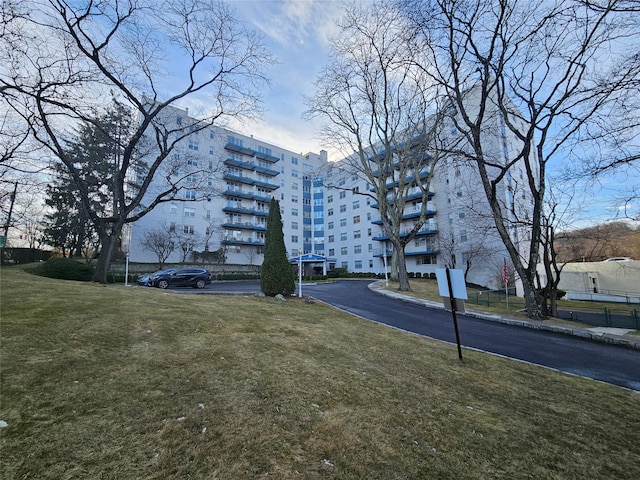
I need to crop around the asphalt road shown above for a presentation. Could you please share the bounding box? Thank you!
[302,280,640,391]
[169,279,640,390]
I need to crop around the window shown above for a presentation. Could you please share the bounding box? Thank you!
[176,116,182,126]
[314,211,323,218]
[353,215,360,224]
[458,210,466,219]
[169,222,176,232]
[292,208,298,216]
[327,195,333,203]
[292,169,298,177]
[206,210,211,220]
[292,195,298,203]
[341,247,348,255]
[367,212,372,221]
[291,182,298,190]
[187,158,198,167]
[418,255,437,265]
[340,232,347,241]
[209,130,215,139]
[291,235,298,243]
[353,230,361,239]
[184,207,196,218]
[354,245,362,254]
[355,260,362,269]
[329,248,335,256]
[328,235,334,243]
[188,140,199,151]
[185,190,196,200]
[339,191,346,199]
[327,208,333,216]
[369,259,374,268]
[340,218,347,227]
[460,230,468,242]
[339,204,346,213]
[341,261,348,269]
[183,225,195,234]
[291,157,299,165]
[328,221,334,230]
[291,222,298,230]
[368,244,373,252]
[352,200,360,209]
[187,174,198,184]
[170,203,177,214]
[368,228,372,236]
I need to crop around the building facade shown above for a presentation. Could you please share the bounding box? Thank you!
[129,101,534,290]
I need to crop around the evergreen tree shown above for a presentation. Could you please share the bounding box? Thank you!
[42,100,133,261]
[42,162,96,258]
[261,198,295,296]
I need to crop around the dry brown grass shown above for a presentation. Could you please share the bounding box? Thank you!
[1,268,639,479]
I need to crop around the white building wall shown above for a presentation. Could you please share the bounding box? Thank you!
[129,97,532,291]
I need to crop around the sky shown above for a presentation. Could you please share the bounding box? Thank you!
[196,0,638,226]
[216,0,344,157]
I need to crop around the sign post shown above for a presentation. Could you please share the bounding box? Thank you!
[436,268,468,360]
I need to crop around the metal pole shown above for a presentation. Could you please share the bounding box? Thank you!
[383,248,389,287]
[125,252,130,286]
[298,256,302,297]
[446,267,463,360]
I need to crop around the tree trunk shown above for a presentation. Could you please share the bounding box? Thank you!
[92,227,122,283]
[390,249,399,282]
[521,276,545,320]
[396,249,411,291]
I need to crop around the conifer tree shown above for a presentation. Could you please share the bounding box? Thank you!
[261,198,295,296]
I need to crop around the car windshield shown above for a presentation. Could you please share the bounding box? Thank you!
[152,268,178,276]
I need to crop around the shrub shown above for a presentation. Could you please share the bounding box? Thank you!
[327,267,349,278]
[30,257,94,281]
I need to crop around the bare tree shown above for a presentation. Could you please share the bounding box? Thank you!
[305,1,452,291]
[401,0,640,318]
[0,0,273,282]
[140,226,176,269]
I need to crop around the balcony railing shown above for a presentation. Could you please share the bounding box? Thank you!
[221,222,267,231]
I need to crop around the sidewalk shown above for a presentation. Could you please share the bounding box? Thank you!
[368,281,640,351]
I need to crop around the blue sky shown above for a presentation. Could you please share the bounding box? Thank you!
[223,0,344,156]
[181,0,637,226]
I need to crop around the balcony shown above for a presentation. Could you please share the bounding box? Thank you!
[224,141,280,163]
[371,190,434,208]
[223,172,256,186]
[372,227,438,241]
[221,237,265,246]
[371,210,436,225]
[224,157,279,176]
[223,205,269,217]
[223,189,273,202]
[221,222,267,232]
[372,248,439,258]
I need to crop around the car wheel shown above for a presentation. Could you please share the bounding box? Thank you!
[196,279,206,289]
[157,279,169,289]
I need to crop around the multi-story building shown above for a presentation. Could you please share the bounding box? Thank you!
[128,105,328,266]
[129,101,534,290]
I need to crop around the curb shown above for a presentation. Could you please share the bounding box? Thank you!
[368,281,640,351]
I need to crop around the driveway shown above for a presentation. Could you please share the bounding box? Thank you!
[161,278,640,390]
[303,280,640,391]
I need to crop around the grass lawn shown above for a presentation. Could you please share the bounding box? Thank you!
[382,277,639,321]
[1,267,639,479]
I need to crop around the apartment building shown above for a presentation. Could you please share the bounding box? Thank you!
[128,105,328,266]
[129,99,533,290]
